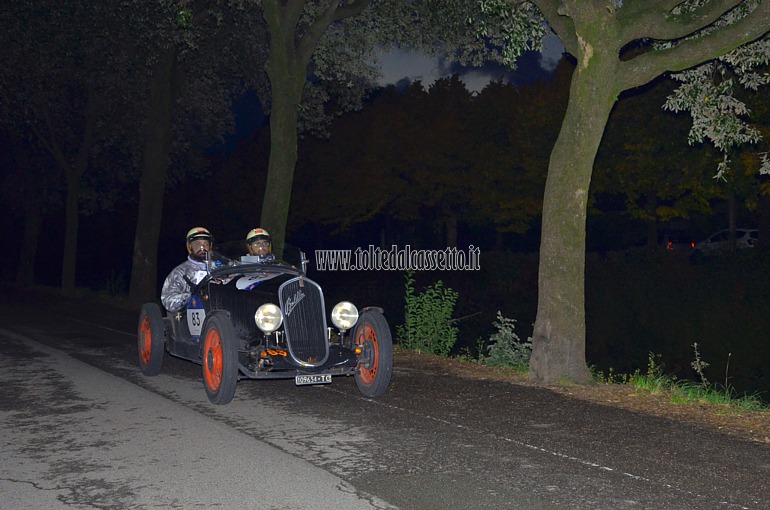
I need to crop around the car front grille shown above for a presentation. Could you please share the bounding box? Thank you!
[279,277,328,366]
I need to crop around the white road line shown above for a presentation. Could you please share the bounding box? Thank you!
[56,319,750,510]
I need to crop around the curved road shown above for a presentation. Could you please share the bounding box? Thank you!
[1,288,768,509]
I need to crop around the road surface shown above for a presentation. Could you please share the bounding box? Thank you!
[1,287,768,509]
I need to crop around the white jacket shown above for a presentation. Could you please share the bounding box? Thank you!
[160,257,208,312]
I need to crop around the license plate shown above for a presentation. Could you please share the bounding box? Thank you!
[295,374,332,386]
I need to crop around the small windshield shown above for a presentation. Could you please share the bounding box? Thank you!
[210,240,306,270]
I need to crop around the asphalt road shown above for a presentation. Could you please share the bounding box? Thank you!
[1,287,768,510]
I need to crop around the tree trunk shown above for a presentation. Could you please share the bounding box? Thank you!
[530,51,618,385]
[728,192,737,251]
[446,215,457,248]
[758,191,770,250]
[60,173,81,293]
[13,147,44,287]
[16,190,43,287]
[259,84,303,250]
[258,0,371,249]
[56,91,96,295]
[646,191,658,252]
[259,1,308,250]
[527,0,770,386]
[129,48,181,305]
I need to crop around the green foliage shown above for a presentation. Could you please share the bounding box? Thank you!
[480,311,532,372]
[690,342,711,387]
[591,365,634,385]
[595,348,767,412]
[176,8,193,29]
[396,271,459,356]
[628,352,675,393]
[586,252,770,400]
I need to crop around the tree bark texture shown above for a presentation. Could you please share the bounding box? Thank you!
[259,83,304,251]
[529,0,769,384]
[59,97,96,295]
[530,11,620,385]
[258,0,371,249]
[259,0,310,250]
[16,179,43,287]
[129,48,181,304]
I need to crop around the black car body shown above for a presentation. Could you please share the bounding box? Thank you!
[138,243,393,405]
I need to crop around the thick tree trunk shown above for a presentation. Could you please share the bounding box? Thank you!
[528,0,770,386]
[259,1,308,250]
[61,174,81,294]
[129,49,181,305]
[530,52,618,385]
[259,85,303,250]
[259,0,370,249]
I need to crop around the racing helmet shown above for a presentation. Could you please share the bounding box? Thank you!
[246,228,273,258]
[186,227,213,253]
[246,228,271,245]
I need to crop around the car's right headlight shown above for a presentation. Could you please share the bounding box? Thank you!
[331,301,359,331]
[255,303,283,333]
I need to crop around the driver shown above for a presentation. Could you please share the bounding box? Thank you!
[246,227,275,262]
[160,227,214,312]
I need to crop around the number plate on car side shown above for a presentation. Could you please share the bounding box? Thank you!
[295,374,332,386]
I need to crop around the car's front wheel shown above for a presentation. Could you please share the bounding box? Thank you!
[137,303,166,376]
[201,314,238,405]
[353,310,393,398]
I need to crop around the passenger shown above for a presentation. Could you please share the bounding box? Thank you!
[245,228,275,262]
[160,227,214,313]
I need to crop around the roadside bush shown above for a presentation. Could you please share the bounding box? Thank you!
[481,311,532,371]
[396,271,459,356]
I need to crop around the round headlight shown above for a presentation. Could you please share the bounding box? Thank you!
[255,303,283,333]
[331,301,359,331]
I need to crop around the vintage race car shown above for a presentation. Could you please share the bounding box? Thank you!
[137,243,393,405]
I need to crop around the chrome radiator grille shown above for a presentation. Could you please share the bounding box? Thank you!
[279,277,328,366]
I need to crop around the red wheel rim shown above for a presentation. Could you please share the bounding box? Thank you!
[357,323,379,384]
[204,329,223,392]
[139,316,152,366]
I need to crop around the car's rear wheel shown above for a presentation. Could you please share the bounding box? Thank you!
[201,314,238,405]
[353,310,393,398]
[137,303,165,376]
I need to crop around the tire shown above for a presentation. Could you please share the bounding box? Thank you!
[201,314,238,405]
[137,303,166,376]
[353,310,393,398]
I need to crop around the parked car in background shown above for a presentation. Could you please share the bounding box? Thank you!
[691,228,758,260]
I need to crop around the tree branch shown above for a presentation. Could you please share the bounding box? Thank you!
[529,0,578,56]
[333,0,373,21]
[618,0,770,91]
[654,0,743,41]
[298,0,373,62]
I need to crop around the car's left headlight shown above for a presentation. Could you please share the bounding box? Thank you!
[331,301,358,331]
[255,303,283,333]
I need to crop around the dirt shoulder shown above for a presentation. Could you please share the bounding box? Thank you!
[394,348,770,444]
